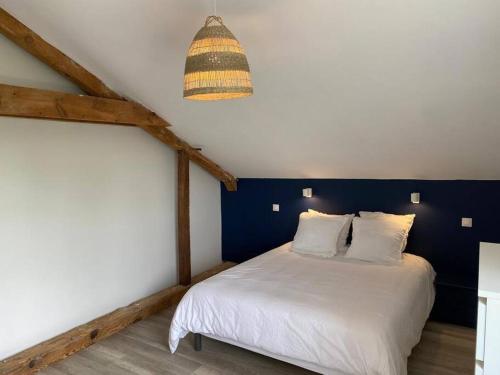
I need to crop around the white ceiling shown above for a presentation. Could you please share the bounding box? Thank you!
[1,0,499,179]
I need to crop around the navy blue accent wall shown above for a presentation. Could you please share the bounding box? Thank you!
[221,179,500,327]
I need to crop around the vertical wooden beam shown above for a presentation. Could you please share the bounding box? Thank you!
[177,150,191,286]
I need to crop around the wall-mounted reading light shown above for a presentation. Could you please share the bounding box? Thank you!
[303,188,312,198]
[411,192,420,204]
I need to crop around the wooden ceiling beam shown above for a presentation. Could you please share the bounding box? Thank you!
[0,7,237,190]
[0,8,121,101]
[0,8,171,128]
[0,84,167,127]
[143,125,237,190]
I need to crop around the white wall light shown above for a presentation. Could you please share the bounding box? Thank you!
[411,192,420,204]
[461,217,472,228]
[303,188,312,198]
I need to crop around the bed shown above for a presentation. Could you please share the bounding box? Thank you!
[169,242,435,375]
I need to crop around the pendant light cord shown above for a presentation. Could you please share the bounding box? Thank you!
[213,0,217,15]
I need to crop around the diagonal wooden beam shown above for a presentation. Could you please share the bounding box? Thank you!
[143,125,237,190]
[0,7,170,128]
[185,147,237,191]
[0,84,167,127]
[0,7,121,101]
[0,7,237,191]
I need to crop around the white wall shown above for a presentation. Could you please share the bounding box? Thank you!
[0,35,221,359]
[190,162,222,276]
[3,0,499,180]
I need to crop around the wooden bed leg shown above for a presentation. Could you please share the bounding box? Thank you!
[194,333,202,351]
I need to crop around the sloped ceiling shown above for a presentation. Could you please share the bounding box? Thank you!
[1,0,499,179]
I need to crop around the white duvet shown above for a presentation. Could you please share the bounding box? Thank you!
[169,243,435,375]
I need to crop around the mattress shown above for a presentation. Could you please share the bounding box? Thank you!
[169,242,435,375]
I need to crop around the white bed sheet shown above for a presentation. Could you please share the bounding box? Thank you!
[169,242,435,375]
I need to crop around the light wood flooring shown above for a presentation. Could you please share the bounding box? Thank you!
[39,306,476,375]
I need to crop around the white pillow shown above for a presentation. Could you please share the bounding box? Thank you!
[292,212,349,258]
[308,209,354,253]
[345,217,407,264]
[359,211,415,251]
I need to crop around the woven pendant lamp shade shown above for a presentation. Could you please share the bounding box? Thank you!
[184,16,253,100]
